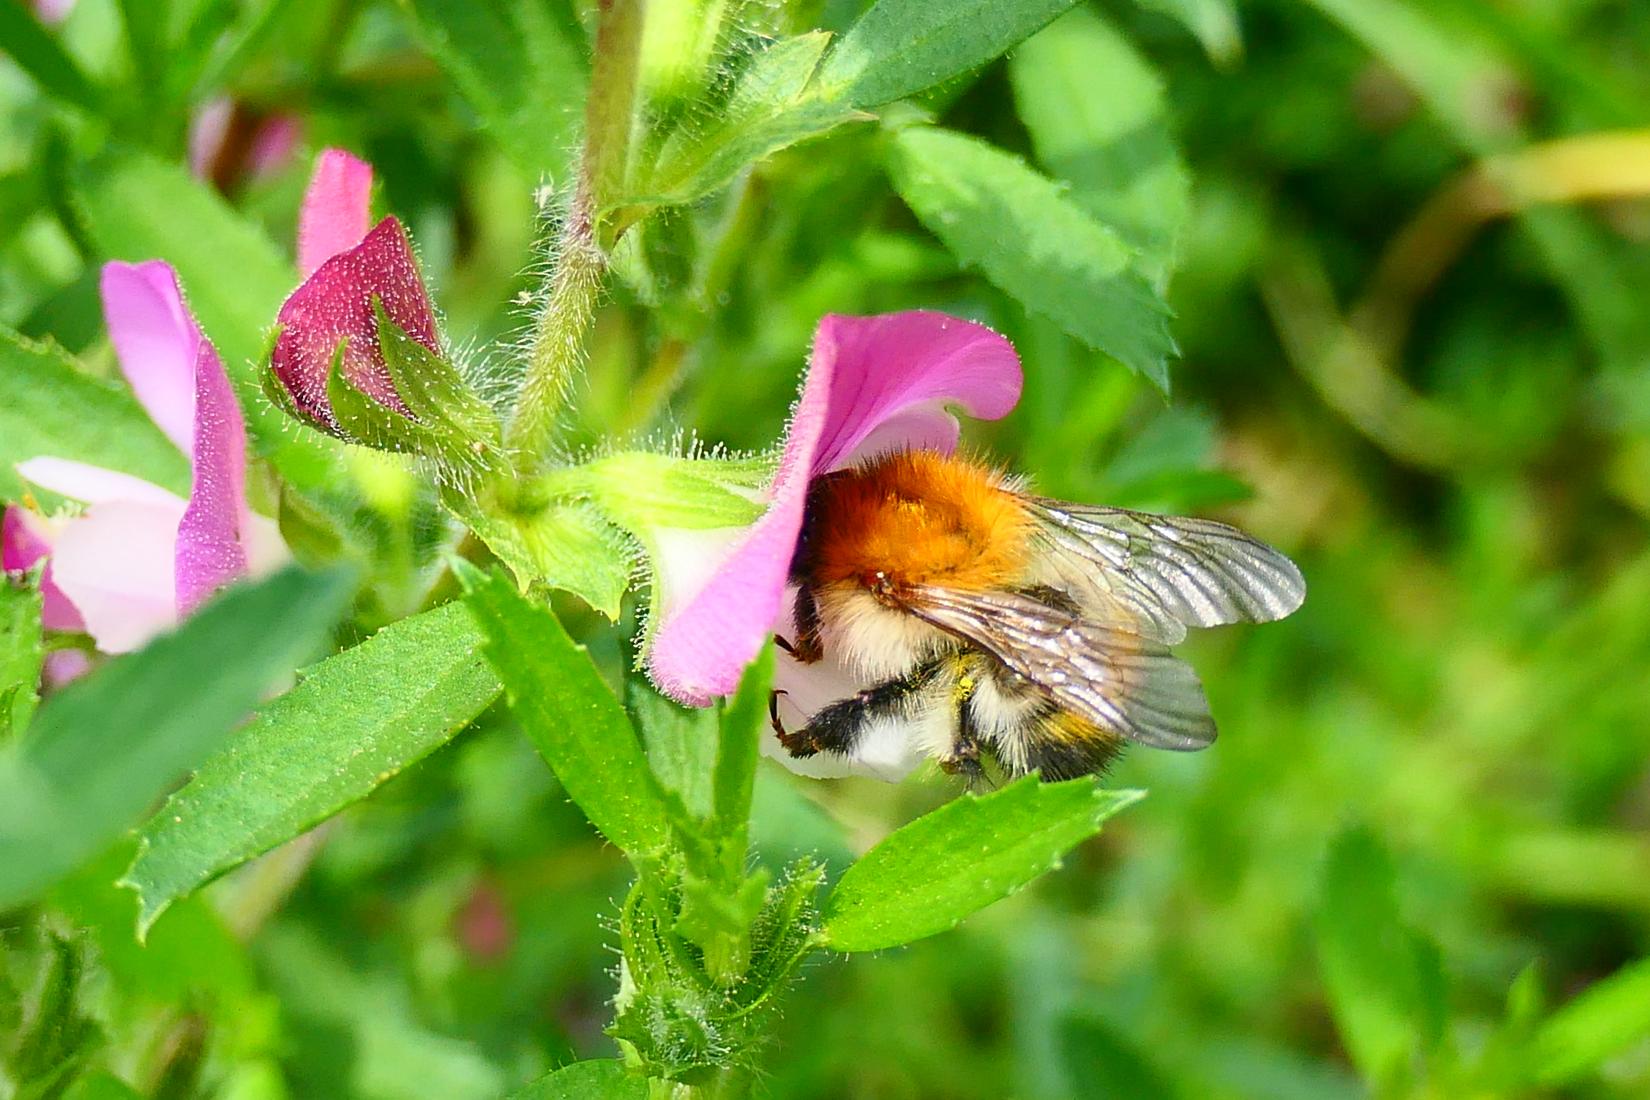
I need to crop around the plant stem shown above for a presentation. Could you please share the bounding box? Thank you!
[508,0,645,464]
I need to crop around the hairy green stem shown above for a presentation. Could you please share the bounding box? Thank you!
[508,0,646,463]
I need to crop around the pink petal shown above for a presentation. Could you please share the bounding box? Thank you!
[2,506,83,633]
[17,457,186,509]
[809,311,1022,473]
[271,217,433,427]
[100,261,202,454]
[175,339,251,616]
[49,499,186,653]
[297,148,374,280]
[646,310,1022,705]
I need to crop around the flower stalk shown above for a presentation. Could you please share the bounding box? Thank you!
[509,0,646,463]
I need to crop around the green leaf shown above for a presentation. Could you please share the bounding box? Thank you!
[72,151,340,487]
[637,34,863,208]
[462,565,673,858]
[403,0,586,183]
[822,778,1142,952]
[0,0,104,113]
[0,326,189,501]
[456,497,635,620]
[819,0,1079,108]
[888,126,1175,390]
[1532,957,1650,1086]
[1010,9,1189,284]
[1,573,44,741]
[0,567,354,911]
[1314,827,1449,1093]
[123,601,501,936]
[505,1060,648,1100]
[630,680,718,820]
[713,645,773,858]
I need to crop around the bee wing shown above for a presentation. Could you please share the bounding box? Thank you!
[896,585,1217,751]
[1026,499,1306,642]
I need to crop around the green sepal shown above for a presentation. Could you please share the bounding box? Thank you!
[541,451,768,532]
[610,858,823,1082]
[374,299,503,453]
[452,492,635,621]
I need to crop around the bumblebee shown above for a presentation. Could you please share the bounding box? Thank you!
[770,449,1305,782]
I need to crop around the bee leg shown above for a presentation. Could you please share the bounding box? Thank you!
[776,662,940,760]
[768,689,791,740]
[939,677,987,789]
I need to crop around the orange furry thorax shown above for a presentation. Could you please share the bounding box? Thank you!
[797,449,1033,593]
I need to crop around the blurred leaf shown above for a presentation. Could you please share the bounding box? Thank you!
[54,844,254,1006]
[818,0,1079,108]
[403,0,586,183]
[61,1073,143,1100]
[0,0,104,113]
[506,1060,648,1100]
[631,680,718,819]
[462,565,673,857]
[1137,0,1241,66]
[1,574,43,741]
[72,151,340,487]
[1315,827,1449,1093]
[124,601,501,935]
[1531,957,1650,1086]
[7,934,101,1097]
[1010,8,1189,282]
[823,779,1142,952]
[0,326,189,500]
[261,924,506,1100]
[0,567,353,910]
[1060,1014,1179,1100]
[888,126,1175,390]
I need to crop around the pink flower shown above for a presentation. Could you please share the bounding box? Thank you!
[645,311,1022,776]
[268,149,439,431]
[188,99,304,190]
[2,263,285,656]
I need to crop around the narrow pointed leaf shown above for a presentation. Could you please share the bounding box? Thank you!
[888,127,1175,390]
[823,777,1142,951]
[124,601,501,935]
[462,566,673,857]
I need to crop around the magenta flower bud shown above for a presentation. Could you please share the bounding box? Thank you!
[269,216,440,430]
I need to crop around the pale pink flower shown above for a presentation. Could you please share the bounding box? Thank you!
[644,311,1023,778]
[2,263,285,657]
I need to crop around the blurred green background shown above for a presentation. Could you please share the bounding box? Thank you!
[5,0,1650,1096]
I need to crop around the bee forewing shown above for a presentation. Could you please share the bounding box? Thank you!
[897,586,1217,752]
[1027,500,1306,637]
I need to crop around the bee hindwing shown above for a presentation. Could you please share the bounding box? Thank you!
[1027,500,1306,643]
[895,585,1217,752]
